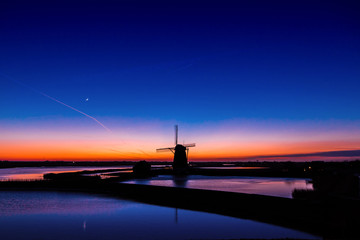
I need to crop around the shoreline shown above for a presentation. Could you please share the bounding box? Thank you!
[2,161,360,239]
[0,178,359,239]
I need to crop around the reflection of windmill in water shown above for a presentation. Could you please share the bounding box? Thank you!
[157,125,195,173]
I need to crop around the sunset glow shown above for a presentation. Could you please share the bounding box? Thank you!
[1,118,360,161]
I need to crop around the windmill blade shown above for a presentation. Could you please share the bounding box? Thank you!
[156,147,175,153]
[183,143,196,148]
[175,125,178,145]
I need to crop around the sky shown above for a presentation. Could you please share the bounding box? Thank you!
[1,0,360,161]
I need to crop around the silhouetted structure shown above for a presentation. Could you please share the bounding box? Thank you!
[133,160,151,178]
[156,125,195,174]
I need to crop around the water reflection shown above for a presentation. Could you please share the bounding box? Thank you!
[123,175,313,198]
[0,191,127,216]
[0,166,131,181]
[172,175,189,187]
[196,166,267,170]
[0,191,320,240]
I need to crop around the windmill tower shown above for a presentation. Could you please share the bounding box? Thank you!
[157,125,195,171]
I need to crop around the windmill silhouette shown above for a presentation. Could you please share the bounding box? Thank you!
[157,125,195,172]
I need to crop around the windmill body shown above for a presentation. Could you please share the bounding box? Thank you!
[157,125,195,173]
[173,144,188,169]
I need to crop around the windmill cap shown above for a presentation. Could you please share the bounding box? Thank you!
[175,144,187,150]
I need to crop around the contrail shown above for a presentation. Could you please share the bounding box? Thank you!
[38,92,112,133]
[1,74,112,133]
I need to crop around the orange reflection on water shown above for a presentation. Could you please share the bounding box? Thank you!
[0,173,43,181]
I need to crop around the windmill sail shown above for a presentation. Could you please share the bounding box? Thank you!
[175,125,178,145]
[183,143,196,148]
[156,147,175,153]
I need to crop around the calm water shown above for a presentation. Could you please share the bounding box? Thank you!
[0,167,312,198]
[0,166,131,181]
[195,166,267,170]
[0,191,319,240]
[123,175,313,198]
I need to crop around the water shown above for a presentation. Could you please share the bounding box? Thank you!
[0,166,132,181]
[195,166,267,170]
[0,167,312,198]
[0,191,319,240]
[123,175,313,198]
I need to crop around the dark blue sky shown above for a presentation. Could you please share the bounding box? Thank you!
[1,0,360,123]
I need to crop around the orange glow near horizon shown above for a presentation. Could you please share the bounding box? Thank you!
[1,118,360,161]
[2,138,360,161]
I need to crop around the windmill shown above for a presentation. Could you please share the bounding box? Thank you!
[157,125,195,171]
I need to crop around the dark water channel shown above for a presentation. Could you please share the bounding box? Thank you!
[0,191,320,240]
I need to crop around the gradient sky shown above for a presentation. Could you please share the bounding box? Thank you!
[1,0,360,161]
